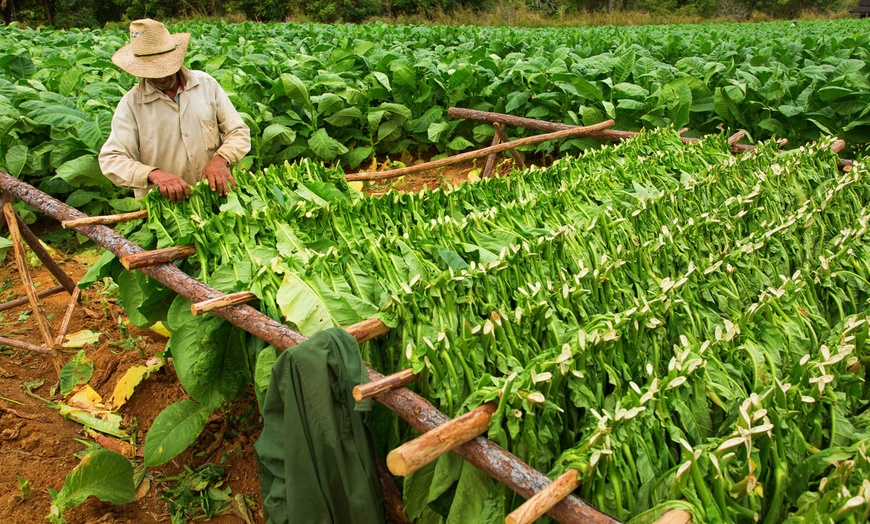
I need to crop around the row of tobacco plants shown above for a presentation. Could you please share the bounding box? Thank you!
[0,19,868,218]
[67,128,870,523]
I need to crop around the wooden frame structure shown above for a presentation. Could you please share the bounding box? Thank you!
[0,171,617,524]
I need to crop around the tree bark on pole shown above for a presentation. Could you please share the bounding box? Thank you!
[0,170,618,524]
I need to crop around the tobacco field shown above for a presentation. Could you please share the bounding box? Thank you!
[1,16,870,524]
[0,19,868,217]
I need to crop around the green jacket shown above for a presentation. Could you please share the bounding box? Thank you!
[255,328,385,524]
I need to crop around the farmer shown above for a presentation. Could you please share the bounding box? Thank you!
[99,19,250,202]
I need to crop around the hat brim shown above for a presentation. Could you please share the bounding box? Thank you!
[112,33,190,78]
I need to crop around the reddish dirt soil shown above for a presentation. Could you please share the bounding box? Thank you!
[0,156,522,524]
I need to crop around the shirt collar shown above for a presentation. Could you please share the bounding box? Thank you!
[137,67,200,104]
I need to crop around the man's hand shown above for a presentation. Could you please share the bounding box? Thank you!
[202,155,236,197]
[148,169,190,202]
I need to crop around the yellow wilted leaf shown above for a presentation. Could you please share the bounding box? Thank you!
[108,358,163,410]
[348,181,364,192]
[149,321,170,337]
[61,329,101,348]
[67,384,104,410]
[467,168,481,183]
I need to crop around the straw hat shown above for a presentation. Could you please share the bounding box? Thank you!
[112,19,190,78]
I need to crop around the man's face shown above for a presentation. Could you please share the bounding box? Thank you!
[149,72,178,92]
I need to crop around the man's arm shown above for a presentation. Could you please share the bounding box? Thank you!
[201,76,251,196]
[99,97,156,190]
[212,78,251,166]
[100,97,190,202]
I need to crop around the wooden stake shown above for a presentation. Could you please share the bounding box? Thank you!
[346,317,391,343]
[832,139,846,154]
[377,459,410,524]
[0,336,53,354]
[387,402,497,476]
[345,120,615,182]
[3,203,54,349]
[54,285,81,348]
[481,125,502,179]
[727,131,745,145]
[495,123,526,169]
[0,284,65,313]
[653,509,692,524]
[191,291,257,316]
[0,191,13,231]
[120,245,196,270]
[15,214,77,294]
[506,469,582,524]
[353,368,419,401]
[62,209,148,229]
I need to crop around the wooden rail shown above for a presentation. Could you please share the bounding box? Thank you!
[345,119,615,182]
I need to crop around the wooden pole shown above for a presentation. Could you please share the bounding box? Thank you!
[0,191,13,231]
[481,125,502,179]
[0,284,65,312]
[727,131,745,145]
[832,139,846,154]
[345,120,615,182]
[387,403,497,476]
[345,317,391,343]
[506,469,582,524]
[15,214,77,294]
[3,202,55,349]
[366,368,617,523]
[191,291,257,316]
[120,245,196,270]
[0,171,617,524]
[448,107,641,141]
[0,335,53,354]
[61,209,148,229]
[496,123,526,169]
[353,368,419,401]
[54,285,81,348]
[653,510,692,524]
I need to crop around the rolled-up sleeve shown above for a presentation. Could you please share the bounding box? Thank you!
[98,95,155,189]
[213,80,250,165]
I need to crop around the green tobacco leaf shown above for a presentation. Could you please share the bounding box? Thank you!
[308,128,348,161]
[262,123,297,145]
[78,250,118,288]
[0,235,11,263]
[144,400,212,467]
[167,296,250,408]
[58,66,83,97]
[279,72,311,107]
[345,146,372,168]
[5,144,27,176]
[59,350,94,395]
[55,155,112,189]
[254,346,280,413]
[276,274,376,336]
[446,461,493,524]
[49,449,135,521]
[404,460,438,520]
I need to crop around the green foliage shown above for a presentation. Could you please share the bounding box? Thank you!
[58,350,94,395]
[144,399,212,466]
[159,463,238,524]
[47,449,136,524]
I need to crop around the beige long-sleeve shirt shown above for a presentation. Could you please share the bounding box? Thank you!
[99,68,251,199]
